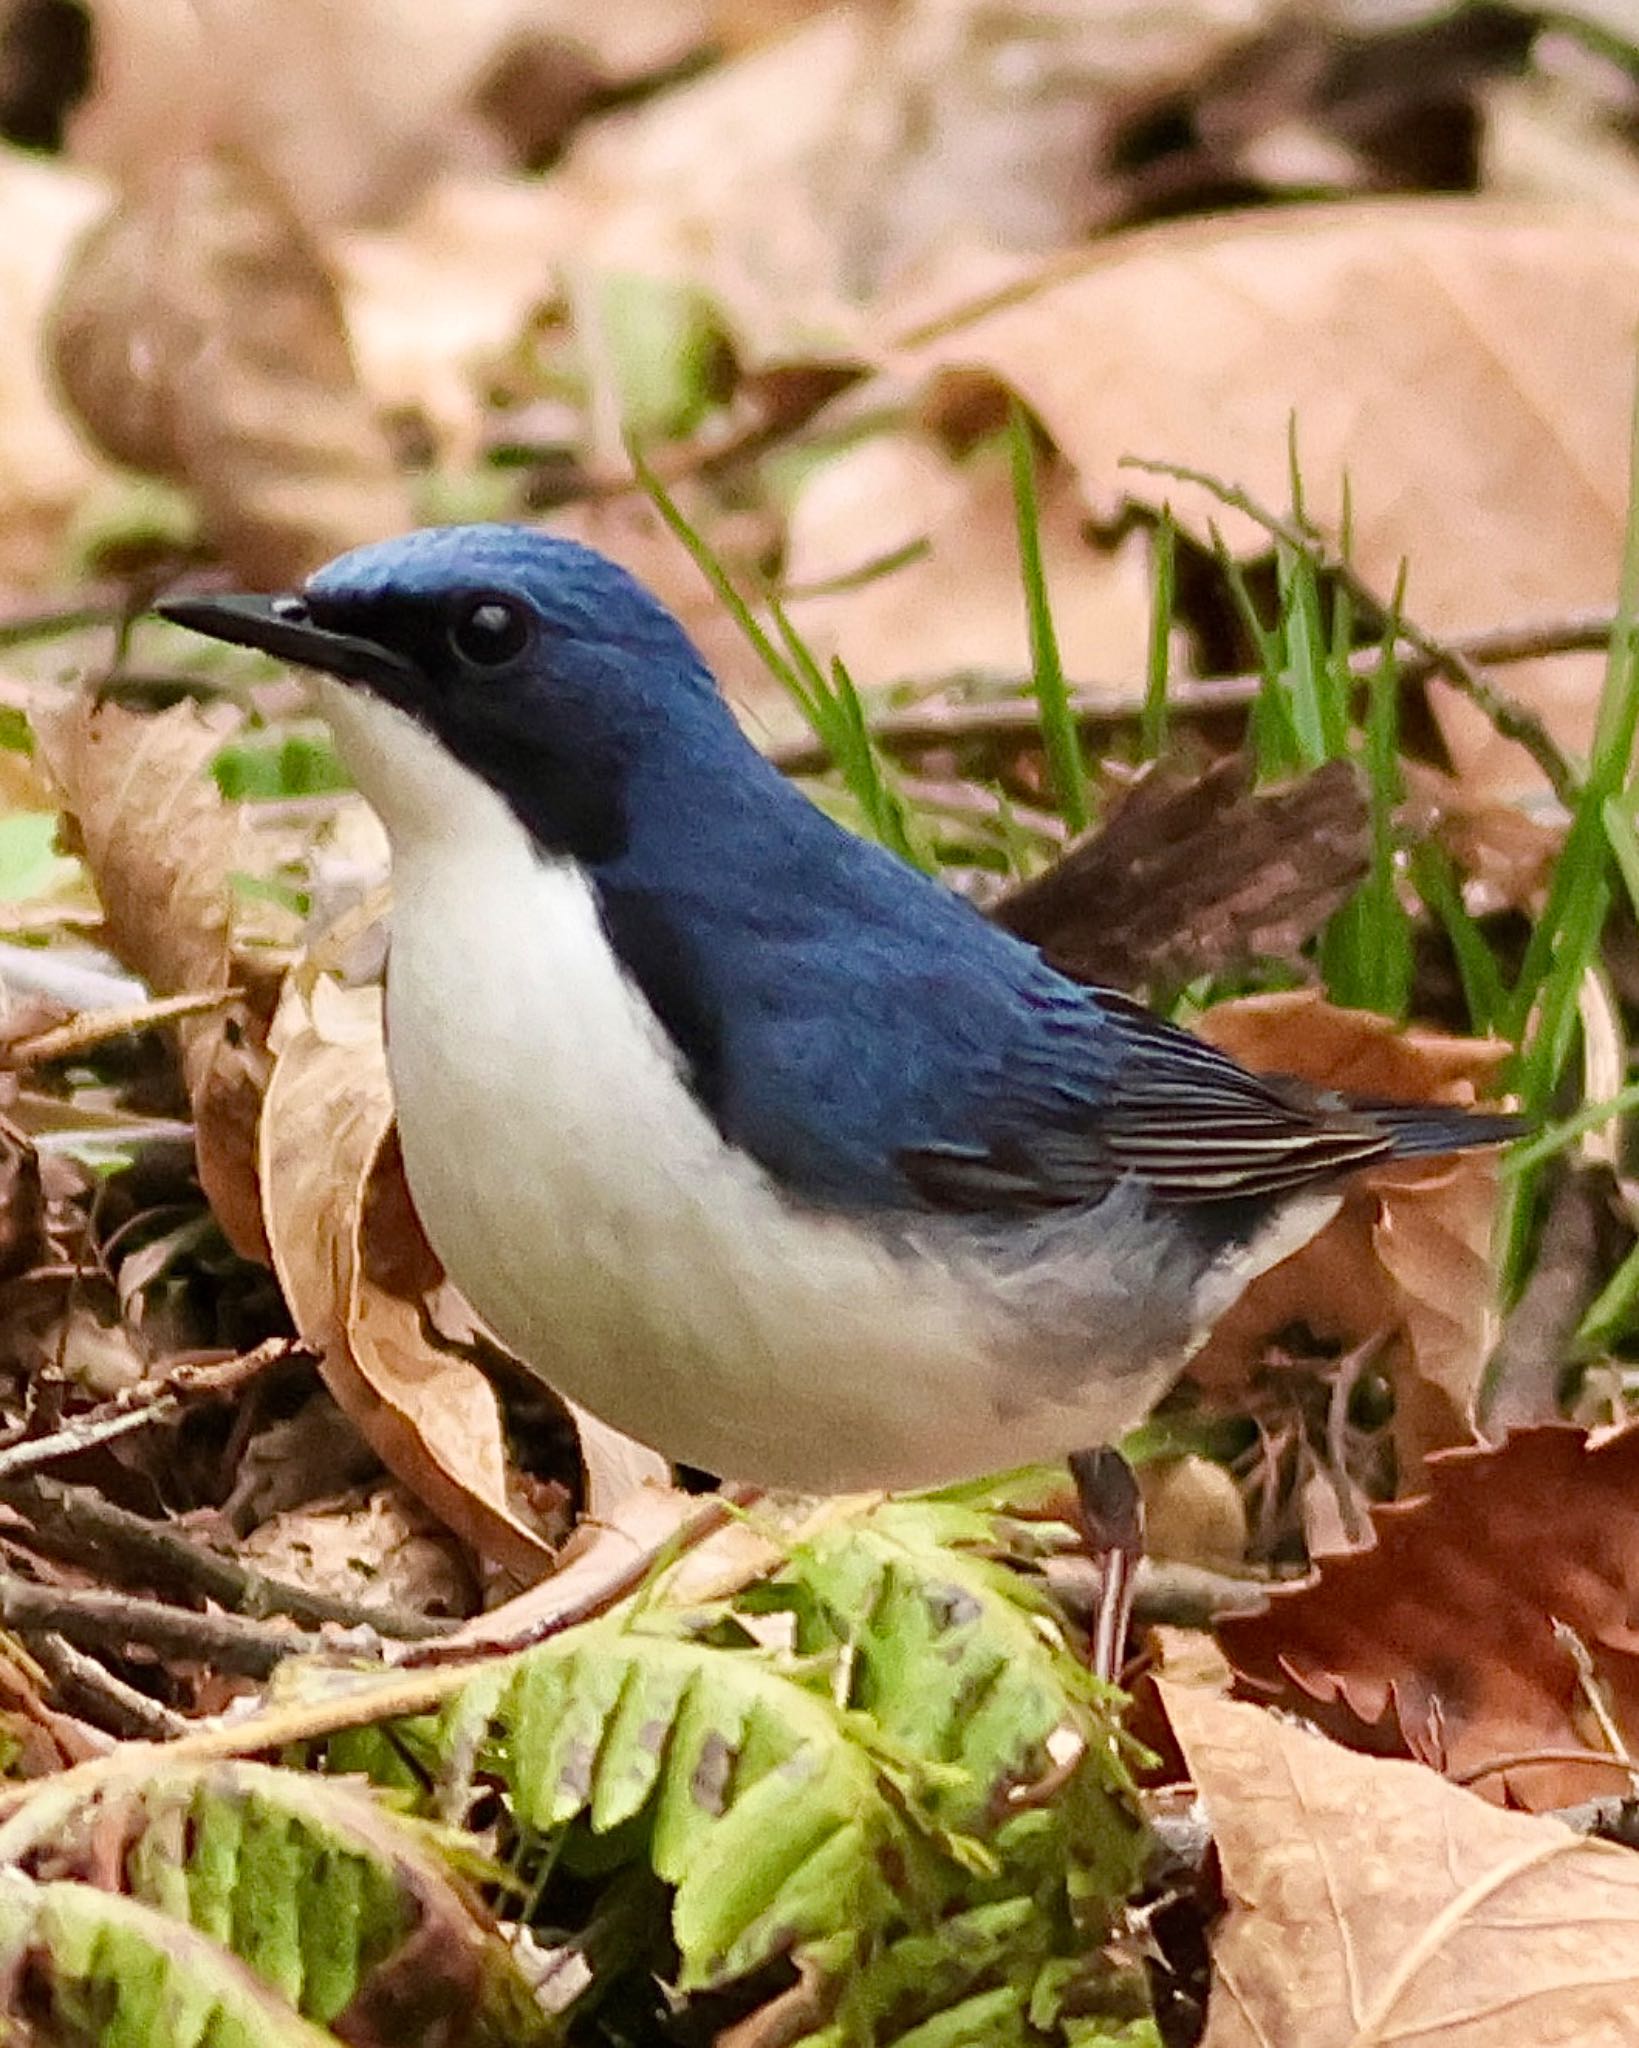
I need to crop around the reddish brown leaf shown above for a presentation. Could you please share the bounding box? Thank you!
[1220,1425,1639,1810]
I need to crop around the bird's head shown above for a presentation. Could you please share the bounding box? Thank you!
[159,524,733,860]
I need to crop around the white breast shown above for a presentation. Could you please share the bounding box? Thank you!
[317,682,1219,1488]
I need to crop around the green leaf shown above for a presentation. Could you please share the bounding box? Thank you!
[0,1874,342,2048]
[7,1762,542,2043]
[491,1617,909,1990]
[0,810,76,903]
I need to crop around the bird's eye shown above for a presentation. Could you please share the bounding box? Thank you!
[449,596,530,668]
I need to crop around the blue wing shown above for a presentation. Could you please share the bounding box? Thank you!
[590,796,1511,1217]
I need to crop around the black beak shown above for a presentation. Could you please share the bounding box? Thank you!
[155,593,417,693]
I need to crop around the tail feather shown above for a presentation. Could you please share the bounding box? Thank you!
[1363,1102,1525,1160]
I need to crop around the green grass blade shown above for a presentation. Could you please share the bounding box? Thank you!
[1008,402,1088,832]
[1503,1080,1639,1178]
[630,442,813,715]
[1410,843,1508,1037]
[1497,365,1639,1290]
[1140,510,1176,762]
[1577,1234,1639,1353]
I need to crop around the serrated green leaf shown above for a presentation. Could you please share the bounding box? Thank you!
[232,1805,306,2006]
[0,1874,340,2048]
[492,1619,907,1990]
[12,1763,544,2045]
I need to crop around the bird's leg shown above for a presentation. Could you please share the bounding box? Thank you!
[1068,1446,1144,1685]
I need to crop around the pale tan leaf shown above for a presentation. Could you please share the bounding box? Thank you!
[783,433,1156,690]
[1162,1684,1639,2048]
[259,979,552,1580]
[52,153,411,586]
[33,698,272,1259]
[533,10,872,366]
[339,174,563,467]
[892,201,1639,794]
[240,1484,478,1621]
[74,0,533,224]
[564,1401,672,1521]
[0,148,112,593]
[32,699,235,997]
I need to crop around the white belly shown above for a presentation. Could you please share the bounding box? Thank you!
[322,682,1201,1488]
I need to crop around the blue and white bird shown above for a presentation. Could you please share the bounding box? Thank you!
[162,526,1518,1492]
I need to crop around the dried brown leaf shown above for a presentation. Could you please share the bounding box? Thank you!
[1188,991,1509,1465]
[73,0,545,223]
[1219,1426,1639,1812]
[782,433,1156,693]
[259,979,552,1581]
[33,698,271,1260]
[993,755,1369,994]
[0,148,112,592]
[52,153,411,586]
[893,201,1639,795]
[240,1484,478,1621]
[532,10,871,366]
[1162,1684,1639,2048]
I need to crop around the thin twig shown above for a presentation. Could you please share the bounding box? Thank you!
[766,609,1613,777]
[0,1341,305,1483]
[1123,456,1586,806]
[0,1572,326,1678]
[29,1634,188,1743]
[9,990,241,1068]
[0,1488,768,1834]
[404,1483,761,1664]
[0,1473,458,1642]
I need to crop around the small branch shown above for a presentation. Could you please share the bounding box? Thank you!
[0,1571,325,1678]
[9,990,241,1069]
[30,1634,188,1743]
[0,1341,304,1484]
[766,610,1613,778]
[0,1473,458,1642]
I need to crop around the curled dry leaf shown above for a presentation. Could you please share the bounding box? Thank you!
[1188,990,1511,1468]
[893,200,1639,795]
[993,755,1369,995]
[51,152,411,586]
[1162,1683,1639,2048]
[259,977,552,1582]
[33,698,272,1261]
[1219,1425,1639,1813]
